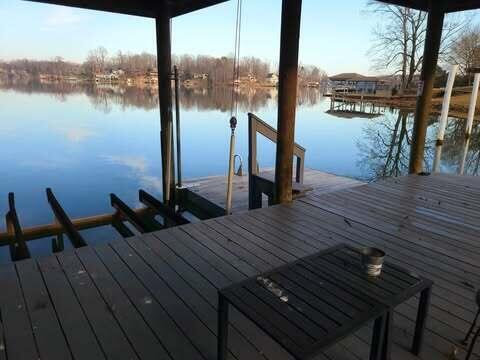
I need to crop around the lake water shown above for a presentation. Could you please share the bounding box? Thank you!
[0,82,478,259]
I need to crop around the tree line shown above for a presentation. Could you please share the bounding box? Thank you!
[0,47,327,85]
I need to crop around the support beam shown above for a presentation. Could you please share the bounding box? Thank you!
[409,0,445,174]
[156,11,175,206]
[275,0,302,203]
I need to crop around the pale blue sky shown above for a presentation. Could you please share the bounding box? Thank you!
[0,0,478,75]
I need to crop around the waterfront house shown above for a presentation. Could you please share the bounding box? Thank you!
[266,72,279,86]
[193,73,209,80]
[329,72,380,94]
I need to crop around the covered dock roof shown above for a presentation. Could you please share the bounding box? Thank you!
[24,0,230,17]
[25,0,480,16]
[381,0,480,13]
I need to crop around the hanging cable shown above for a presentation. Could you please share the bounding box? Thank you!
[226,0,243,215]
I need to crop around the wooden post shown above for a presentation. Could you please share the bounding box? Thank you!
[275,0,302,204]
[409,0,445,174]
[156,12,175,205]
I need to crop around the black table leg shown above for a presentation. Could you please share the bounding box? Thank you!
[370,313,387,360]
[412,286,432,355]
[381,311,393,360]
[218,294,229,360]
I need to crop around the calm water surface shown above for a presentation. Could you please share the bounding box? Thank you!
[0,82,478,259]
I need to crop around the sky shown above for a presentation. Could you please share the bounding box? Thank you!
[0,0,478,75]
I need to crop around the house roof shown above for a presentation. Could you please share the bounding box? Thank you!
[23,0,230,18]
[378,0,480,13]
[329,73,379,82]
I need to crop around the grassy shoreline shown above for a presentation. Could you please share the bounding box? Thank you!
[331,87,480,120]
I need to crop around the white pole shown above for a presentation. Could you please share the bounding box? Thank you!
[465,73,480,138]
[432,143,443,173]
[437,64,458,143]
[459,137,470,175]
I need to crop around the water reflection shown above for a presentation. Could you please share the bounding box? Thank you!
[0,81,323,114]
[357,109,414,179]
[357,108,480,180]
[1,81,479,259]
[1,81,479,183]
[435,121,480,176]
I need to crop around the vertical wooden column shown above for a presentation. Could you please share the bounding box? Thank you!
[275,0,302,203]
[409,0,445,174]
[156,11,175,205]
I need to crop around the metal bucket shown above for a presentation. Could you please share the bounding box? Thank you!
[361,247,385,277]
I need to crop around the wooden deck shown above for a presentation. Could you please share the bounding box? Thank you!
[183,168,364,213]
[0,173,479,360]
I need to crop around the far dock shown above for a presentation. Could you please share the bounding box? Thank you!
[183,168,363,213]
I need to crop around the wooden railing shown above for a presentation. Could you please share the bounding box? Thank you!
[248,113,306,209]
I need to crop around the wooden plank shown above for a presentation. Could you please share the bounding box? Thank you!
[109,239,219,360]
[213,202,464,358]
[6,193,30,261]
[37,255,105,360]
[180,224,259,278]
[15,259,72,360]
[139,190,189,226]
[74,246,171,360]
[0,263,39,360]
[323,189,480,250]
[111,219,135,238]
[269,202,478,318]
[182,168,362,214]
[149,229,367,360]
[56,250,139,360]
[110,193,162,233]
[142,231,302,360]
[303,193,480,267]
[46,188,87,248]
[228,214,315,255]
[93,243,205,360]
[167,227,245,283]
[125,235,266,360]
[177,188,226,220]
[208,219,291,265]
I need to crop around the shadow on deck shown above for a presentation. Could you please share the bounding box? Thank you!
[0,173,479,360]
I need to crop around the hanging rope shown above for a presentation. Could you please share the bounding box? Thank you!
[230,0,242,118]
[226,0,243,215]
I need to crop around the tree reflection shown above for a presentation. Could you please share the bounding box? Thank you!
[0,81,325,114]
[357,109,415,180]
[358,108,480,180]
[440,120,480,175]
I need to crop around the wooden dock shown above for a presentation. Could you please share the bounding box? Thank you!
[0,173,479,360]
[183,168,364,213]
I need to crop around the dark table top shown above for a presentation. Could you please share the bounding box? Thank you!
[220,244,433,360]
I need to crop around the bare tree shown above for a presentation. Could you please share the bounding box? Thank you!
[367,1,466,92]
[451,25,480,76]
[85,46,108,75]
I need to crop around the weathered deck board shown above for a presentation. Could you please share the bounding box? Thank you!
[0,174,479,359]
[183,168,363,213]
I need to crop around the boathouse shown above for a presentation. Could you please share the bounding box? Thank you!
[1,1,480,359]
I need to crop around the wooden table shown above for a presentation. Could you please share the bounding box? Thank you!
[218,244,433,360]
